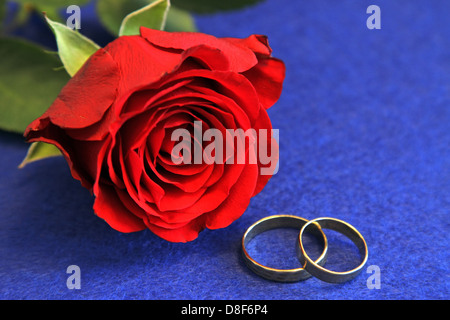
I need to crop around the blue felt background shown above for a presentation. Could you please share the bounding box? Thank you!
[0,0,449,300]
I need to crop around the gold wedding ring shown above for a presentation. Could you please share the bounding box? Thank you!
[241,215,328,282]
[242,215,368,284]
[298,217,369,283]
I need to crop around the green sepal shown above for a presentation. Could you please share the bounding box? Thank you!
[19,141,62,169]
[118,0,170,36]
[45,14,100,76]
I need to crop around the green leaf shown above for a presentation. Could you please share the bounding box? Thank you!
[97,0,196,34]
[165,6,197,32]
[38,5,63,23]
[0,37,70,134]
[11,0,89,24]
[170,0,265,14]
[97,0,148,36]
[18,141,61,168]
[118,0,170,36]
[45,15,100,76]
[0,0,6,26]
[12,0,90,8]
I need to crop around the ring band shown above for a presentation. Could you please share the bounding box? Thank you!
[241,215,328,282]
[298,217,368,283]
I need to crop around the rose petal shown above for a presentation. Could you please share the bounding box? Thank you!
[104,35,181,100]
[119,79,193,116]
[145,215,208,243]
[25,48,120,132]
[180,45,230,71]
[156,69,258,126]
[140,27,258,72]
[125,145,167,206]
[26,121,110,191]
[157,183,208,212]
[64,106,115,141]
[223,34,272,57]
[145,146,214,195]
[242,57,286,110]
[251,107,279,196]
[150,163,246,225]
[93,183,146,232]
[206,163,259,229]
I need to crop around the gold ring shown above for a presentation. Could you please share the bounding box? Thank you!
[241,215,328,282]
[298,217,368,283]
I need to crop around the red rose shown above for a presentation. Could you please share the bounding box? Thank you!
[24,28,285,242]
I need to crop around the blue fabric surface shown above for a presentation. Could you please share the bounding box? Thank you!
[1,0,449,300]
